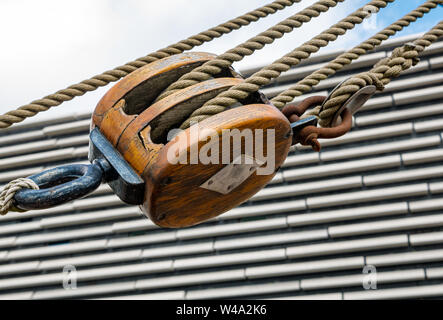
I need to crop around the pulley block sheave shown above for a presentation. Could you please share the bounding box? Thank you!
[91,52,292,228]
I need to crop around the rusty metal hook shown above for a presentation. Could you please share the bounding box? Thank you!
[282,96,326,123]
[297,108,352,152]
[282,95,353,152]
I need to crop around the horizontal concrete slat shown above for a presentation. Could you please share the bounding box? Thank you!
[320,135,441,162]
[366,249,443,267]
[246,256,364,279]
[410,231,443,246]
[136,269,245,291]
[356,102,443,127]
[104,290,185,300]
[344,283,443,300]
[301,269,425,290]
[329,214,443,238]
[34,282,137,300]
[176,217,288,240]
[253,176,362,201]
[284,155,400,181]
[288,202,408,226]
[363,165,443,186]
[174,249,286,270]
[307,183,429,209]
[214,229,328,251]
[286,235,408,259]
[186,280,300,300]
[276,292,342,300]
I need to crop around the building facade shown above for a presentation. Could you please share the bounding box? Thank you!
[0,33,443,299]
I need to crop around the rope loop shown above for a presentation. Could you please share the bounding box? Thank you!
[270,0,441,110]
[0,178,39,215]
[316,23,443,127]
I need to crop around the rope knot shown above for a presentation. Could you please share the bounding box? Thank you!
[0,178,39,215]
[375,42,420,80]
[365,72,385,91]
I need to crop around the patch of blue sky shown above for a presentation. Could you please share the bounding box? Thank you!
[369,0,442,37]
[324,0,442,52]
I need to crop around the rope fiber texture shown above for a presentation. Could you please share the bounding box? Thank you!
[0,178,39,215]
[179,0,395,129]
[155,0,343,102]
[317,19,443,127]
[0,0,299,129]
[271,0,443,111]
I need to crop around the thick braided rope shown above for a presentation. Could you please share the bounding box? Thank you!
[155,0,343,102]
[271,0,442,110]
[0,178,39,215]
[318,20,443,127]
[180,0,394,129]
[0,0,298,129]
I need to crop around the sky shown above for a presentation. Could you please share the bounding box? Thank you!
[0,0,441,124]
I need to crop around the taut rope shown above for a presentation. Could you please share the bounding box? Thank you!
[0,0,299,129]
[317,20,443,127]
[179,0,395,129]
[271,0,443,111]
[155,0,343,102]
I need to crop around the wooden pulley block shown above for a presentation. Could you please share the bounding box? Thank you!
[91,52,292,228]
